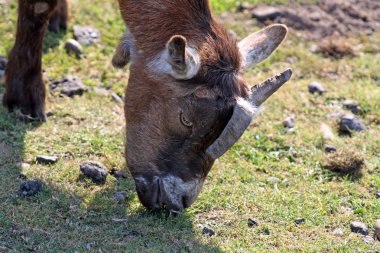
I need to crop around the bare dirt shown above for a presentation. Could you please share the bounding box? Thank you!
[250,0,380,41]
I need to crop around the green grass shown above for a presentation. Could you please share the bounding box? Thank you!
[1,1,380,252]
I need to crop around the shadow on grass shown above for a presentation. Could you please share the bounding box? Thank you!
[0,88,221,252]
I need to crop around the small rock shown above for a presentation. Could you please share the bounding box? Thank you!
[339,114,366,133]
[248,218,259,227]
[326,110,344,120]
[64,39,83,56]
[350,221,369,235]
[111,93,123,104]
[266,177,280,184]
[325,145,337,153]
[114,191,128,202]
[308,82,326,94]
[80,161,108,184]
[236,2,253,12]
[19,173,28,180]
[73,25,100,45]
[50,76,88,97]
[309,44,320,53]
[113,170,127,180]
[36,155,58,165]
[0,55,7,70]
[320,123,335,140]
[85,243,92,250]
[375,219,380,241]
[343,100,362,114]
[377,192,380,199]
[202,227,215,237]
[17,162,31,169]
[283,117,295,129]
[19,180,44,197]
[295,218,306,225]
[362,235,375,244]
[93,87,109,96]
[309,11,322,21]
[333,228,344,236]
[124,231,141,238]
[252,6,282,21]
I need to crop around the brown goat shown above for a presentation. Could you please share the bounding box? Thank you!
[3,0,292,213]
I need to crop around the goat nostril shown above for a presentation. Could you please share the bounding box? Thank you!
[182,196,190,208]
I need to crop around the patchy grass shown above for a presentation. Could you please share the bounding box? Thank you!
[1,1,380,252]
[324,149,365,174]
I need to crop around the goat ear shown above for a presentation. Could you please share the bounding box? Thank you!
[165,35,200,80]
[238,24,288,69]
[112,32,133,69]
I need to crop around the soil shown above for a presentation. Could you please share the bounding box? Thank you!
[252,0,380,40]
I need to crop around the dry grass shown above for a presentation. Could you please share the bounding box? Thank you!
[324,149,365,174]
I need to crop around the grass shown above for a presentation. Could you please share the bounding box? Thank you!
[1,0,380,252]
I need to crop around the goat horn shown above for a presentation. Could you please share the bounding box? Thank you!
[206,69,292,160]
[249,68,293,106]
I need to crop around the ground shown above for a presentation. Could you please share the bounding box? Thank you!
[0,0,380,252]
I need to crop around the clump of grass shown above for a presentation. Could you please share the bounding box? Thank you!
[318,36,357,59]
[324,149,365,174]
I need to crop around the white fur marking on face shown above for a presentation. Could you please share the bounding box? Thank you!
[34,2,49,14]
[161,175,204,210]
[148,46,201,80]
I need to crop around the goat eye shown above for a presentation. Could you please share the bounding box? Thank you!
[180,112,193,127]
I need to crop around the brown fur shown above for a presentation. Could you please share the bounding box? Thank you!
[4,0,285,211]
[49,0,70,32]
[3,0,60,121]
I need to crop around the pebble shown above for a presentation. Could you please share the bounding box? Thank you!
[0,55,7,70]
[377,192,380,198]
[19,173,28,180]
[339,114,366,133]
[248,218,260,227]
[124,231,141,238]
[362,235,375,244]
[332,228,344,236]
[266,177,280,184]
[114,191,128,202]
[50,76,88,97]
[375,219,380,241]
[283,117,295,129]
[17,162,31,169]
[36,155,58,165]
[112,93,123,104]
[19,180,44,197]
[343,100,362,114]
[295,218,306,225]
[325,145,337,153]
[80,161,108,184]
[113,170,127,180]
[309,44,320,53]
[202,227,215,237]
[236,2,253,12]
[64,39,83,56]
[73,25,100,45]
[308,82,326,94]
[326,110,344,120]
[320,123,335,140]
[93,87,109,96]
[251,6,283,21]
[350,221,369,235]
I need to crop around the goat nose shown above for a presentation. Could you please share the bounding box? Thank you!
[134,176,162,210]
